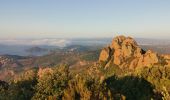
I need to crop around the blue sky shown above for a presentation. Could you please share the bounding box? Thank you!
[0,0,170,39]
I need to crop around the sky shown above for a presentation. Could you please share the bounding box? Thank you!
[0,0,170,39]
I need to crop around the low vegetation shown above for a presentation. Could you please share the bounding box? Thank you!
[0,64,170,100]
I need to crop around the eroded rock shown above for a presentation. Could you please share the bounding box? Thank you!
[99,35,163,70]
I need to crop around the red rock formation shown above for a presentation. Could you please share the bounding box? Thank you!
[99,36,164,69]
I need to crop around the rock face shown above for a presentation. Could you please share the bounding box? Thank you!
[99,35,164,69]
[99,47,112,62]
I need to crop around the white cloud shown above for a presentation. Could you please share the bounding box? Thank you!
[0,39,71,47]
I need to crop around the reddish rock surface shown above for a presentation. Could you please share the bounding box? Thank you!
[99,35,167,69]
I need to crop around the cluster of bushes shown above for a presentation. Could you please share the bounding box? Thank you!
[0,65,113,100]
[140,66,170,99]
[80,51,99,61]
[1,64,170,100]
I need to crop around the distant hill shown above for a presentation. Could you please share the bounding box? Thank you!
[26,46,48,53]
[0,38,170,56]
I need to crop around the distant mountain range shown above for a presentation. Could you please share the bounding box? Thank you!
[0,38,170,56]
[0,38,170,46]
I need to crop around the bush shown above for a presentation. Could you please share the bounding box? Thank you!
[32,65,70,100]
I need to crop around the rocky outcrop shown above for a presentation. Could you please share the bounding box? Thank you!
[99,35,164,70]
[99,47,112,63]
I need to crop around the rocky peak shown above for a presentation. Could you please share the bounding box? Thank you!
[99,36,163,69]
[110,36,138,49]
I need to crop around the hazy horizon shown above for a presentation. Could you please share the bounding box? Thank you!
[1,0,170,39]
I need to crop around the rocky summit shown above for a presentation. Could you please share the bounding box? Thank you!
[99,35,169,70]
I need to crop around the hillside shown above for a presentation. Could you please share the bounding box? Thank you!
[0,45,100,81]
[0,36,170,100]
